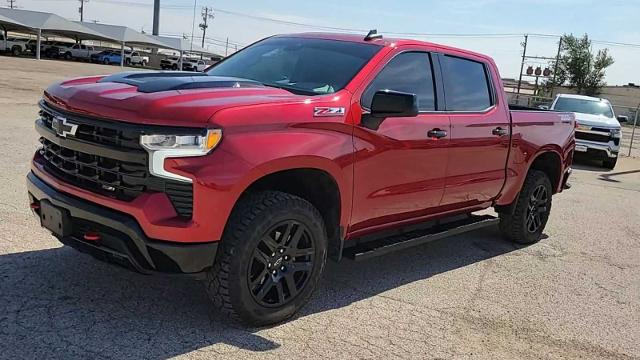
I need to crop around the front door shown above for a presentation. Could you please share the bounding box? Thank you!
[350,51,451,234]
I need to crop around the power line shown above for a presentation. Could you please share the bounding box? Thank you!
[19,0,640,49]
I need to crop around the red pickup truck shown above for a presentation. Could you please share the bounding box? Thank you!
[27,32,575,325]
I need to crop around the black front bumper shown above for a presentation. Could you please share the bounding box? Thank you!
[27,172,218,275]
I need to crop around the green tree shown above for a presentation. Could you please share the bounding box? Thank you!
[547,34,614,96]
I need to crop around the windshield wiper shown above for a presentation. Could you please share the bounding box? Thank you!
[260,82,318,96]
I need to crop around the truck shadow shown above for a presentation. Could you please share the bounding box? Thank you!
[0,226,525,359]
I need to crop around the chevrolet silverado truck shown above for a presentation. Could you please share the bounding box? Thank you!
[550,94,625,169]
[182,58,208,72]
[0,34,30,56]
[58,43,100,61]
[160,56,180,70]
[27,32,575,326]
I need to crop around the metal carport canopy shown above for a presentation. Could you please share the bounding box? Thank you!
[75,22,171,67]
[0,8,117,59]
[150,35,220,69]
[0,13,32,32]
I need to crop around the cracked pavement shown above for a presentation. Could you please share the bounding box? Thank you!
[1,57,639,359]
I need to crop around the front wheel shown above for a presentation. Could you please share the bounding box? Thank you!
[206,191,327,326]
[603,157,617,169]
[499,170,552,244]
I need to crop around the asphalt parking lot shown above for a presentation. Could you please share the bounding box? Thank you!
[1,56,639,359]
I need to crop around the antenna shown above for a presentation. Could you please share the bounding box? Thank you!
[364,29,383,41]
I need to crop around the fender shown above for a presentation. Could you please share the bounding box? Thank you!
[165,123,355,242]
[495,145,564,207]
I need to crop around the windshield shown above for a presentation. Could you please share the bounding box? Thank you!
[206,37,381,95]
[553,97,614,117]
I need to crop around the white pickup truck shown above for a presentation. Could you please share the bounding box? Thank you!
[182,58,208,72]
[550,94,627,169]
[0,34,30,56]
[125,51,149,67]
[58,44,100,60]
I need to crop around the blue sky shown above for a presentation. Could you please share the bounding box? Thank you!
[13,0,640,85]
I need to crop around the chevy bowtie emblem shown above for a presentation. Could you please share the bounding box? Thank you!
[51,116,78,138]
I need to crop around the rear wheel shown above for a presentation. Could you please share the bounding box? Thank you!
[206,191,327,326]
[103,59,110,65]
[603,157,617,169]
[499,170,552,244]
[11,46,21,56]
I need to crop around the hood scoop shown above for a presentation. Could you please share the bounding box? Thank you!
[98,71,264,93]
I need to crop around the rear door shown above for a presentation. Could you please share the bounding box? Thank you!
[351,50,451,233]
[438,54,510,207]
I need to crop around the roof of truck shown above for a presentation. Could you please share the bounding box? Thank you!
[274,32,494,62]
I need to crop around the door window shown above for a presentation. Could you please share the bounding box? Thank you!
[441,55,492,111]
[361,52,436,111]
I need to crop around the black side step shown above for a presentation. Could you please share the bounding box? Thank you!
[343,214,499,261]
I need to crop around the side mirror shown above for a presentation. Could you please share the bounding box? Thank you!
[537,105,549,110]
[370,90,419,118]
[617,115,628,123]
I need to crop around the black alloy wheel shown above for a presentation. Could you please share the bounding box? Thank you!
[206,191,327,326]
[526,184,548,233]
[248,220,315,307]
[498,169,552,244]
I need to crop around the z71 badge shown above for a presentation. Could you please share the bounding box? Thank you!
[313,107,345,117]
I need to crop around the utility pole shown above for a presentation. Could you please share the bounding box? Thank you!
[78,0,88,22]
[516,34,528,96]
[7,0,16,9]
[225,37,228,56]
[550,37,563,98]
[152,0,160,35]
[199,6,214,48]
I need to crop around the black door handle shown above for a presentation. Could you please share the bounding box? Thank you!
[427,129,448,139]
[492,127,508,136]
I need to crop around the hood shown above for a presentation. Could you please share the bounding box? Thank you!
[573,112,620,129]
[44,71,306,127]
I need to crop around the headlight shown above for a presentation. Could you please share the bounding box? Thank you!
[610,128,621,138]
[140,129,222,182]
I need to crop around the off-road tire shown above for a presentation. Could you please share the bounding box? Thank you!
[499,170,552,244]
[205,191,328,326]
[603,157,617,169]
